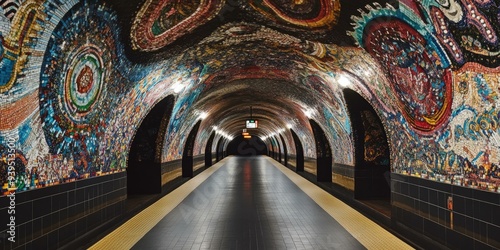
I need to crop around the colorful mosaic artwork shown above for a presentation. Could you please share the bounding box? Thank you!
[351,0,500,192]
[2,0,500,197]
[249,0,341,29]
[39,1,117,179]
[0,1,41,93]
[361,110,389,166]
[131,0,226,51]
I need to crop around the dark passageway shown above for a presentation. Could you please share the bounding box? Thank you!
[227,135,268,156]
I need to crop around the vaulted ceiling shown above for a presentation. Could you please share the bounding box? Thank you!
[101,0,393,157]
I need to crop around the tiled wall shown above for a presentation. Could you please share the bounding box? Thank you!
[392,173,500,249]
[332,163,354,191]
[0,172,126,249]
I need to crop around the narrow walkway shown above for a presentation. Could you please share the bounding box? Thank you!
[90,156,413,250]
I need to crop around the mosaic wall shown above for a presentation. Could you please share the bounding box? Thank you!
[131,0,225,51]
[248,0,341,29]
[350,0,500,192]
[3,0,499,197]
[0,0,166,194]
[163,22,374,164]
[0,0,383,196]
[361,110,389,166]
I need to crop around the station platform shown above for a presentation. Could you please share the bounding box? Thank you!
[89,156,413,249]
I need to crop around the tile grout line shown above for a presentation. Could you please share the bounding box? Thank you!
[88,157,230,250]
[268,157,414,250]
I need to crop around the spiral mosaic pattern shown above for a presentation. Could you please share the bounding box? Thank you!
[39,1,116,159]
[63,45,105,121]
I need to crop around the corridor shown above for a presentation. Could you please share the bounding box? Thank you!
[90,156,411,249]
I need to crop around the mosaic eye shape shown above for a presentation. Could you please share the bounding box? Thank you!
[249,0,340,29]
[131,0,225,51]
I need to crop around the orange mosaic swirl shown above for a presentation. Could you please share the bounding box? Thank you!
[249,0,340,29]
[131,0,225,51]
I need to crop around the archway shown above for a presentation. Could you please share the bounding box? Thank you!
[309,119,332,182]
[182,120,202,177]
[216,137,224,162]
[127,95,174,194]
[205,131,216,167]
[270,136,281,161]
[343,89,391,203]
[268,138,274,159]
[279,134,288,167]
[290,129,304,172]
[274,136,282,162]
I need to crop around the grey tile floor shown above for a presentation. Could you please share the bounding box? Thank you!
[132,156,365,250]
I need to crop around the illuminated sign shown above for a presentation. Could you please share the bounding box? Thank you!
[246,119,258,128]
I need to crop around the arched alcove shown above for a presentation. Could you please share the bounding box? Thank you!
[309,119,332,182]
[343,89,391,202]
[290,129,304,172]
[127,95,175,194]
[182,120,202,177]
[279,134,288,166]
[274,136,282,162]
[216,137,224,162]
[205,131,216,167]
[268,138,274,159]
[269,136,281,161]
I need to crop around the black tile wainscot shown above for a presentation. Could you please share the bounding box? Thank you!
[391,173,500,249]
[0,171,127,250]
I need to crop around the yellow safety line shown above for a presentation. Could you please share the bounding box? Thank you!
[268,158,414,250]
[88,158,229,250]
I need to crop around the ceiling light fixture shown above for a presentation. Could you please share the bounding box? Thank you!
[304,108,314,118]
[198,111,208,120]
[338,75,351,87]
[171,82,185,93]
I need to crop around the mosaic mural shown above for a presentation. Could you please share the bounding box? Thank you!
[3,0,500,197]
[0,1,41,94]
[351,0,500,192]
[361,110,389,166]
[248,0,341,29]
[0,0,159,194]
[131,0,226,51]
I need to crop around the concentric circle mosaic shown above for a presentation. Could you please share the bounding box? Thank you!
[39,1,117,161]
[63,45,105,121]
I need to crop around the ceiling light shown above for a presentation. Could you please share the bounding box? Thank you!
[304,108,314,118]
[198,111,208,120]
[171,82,185,93]
[338,75,350,87]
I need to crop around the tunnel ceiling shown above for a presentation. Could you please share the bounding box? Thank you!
[106,0,398,55]
[98,0,393,160]
[194,78,317,139]
[6,0,500,197]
